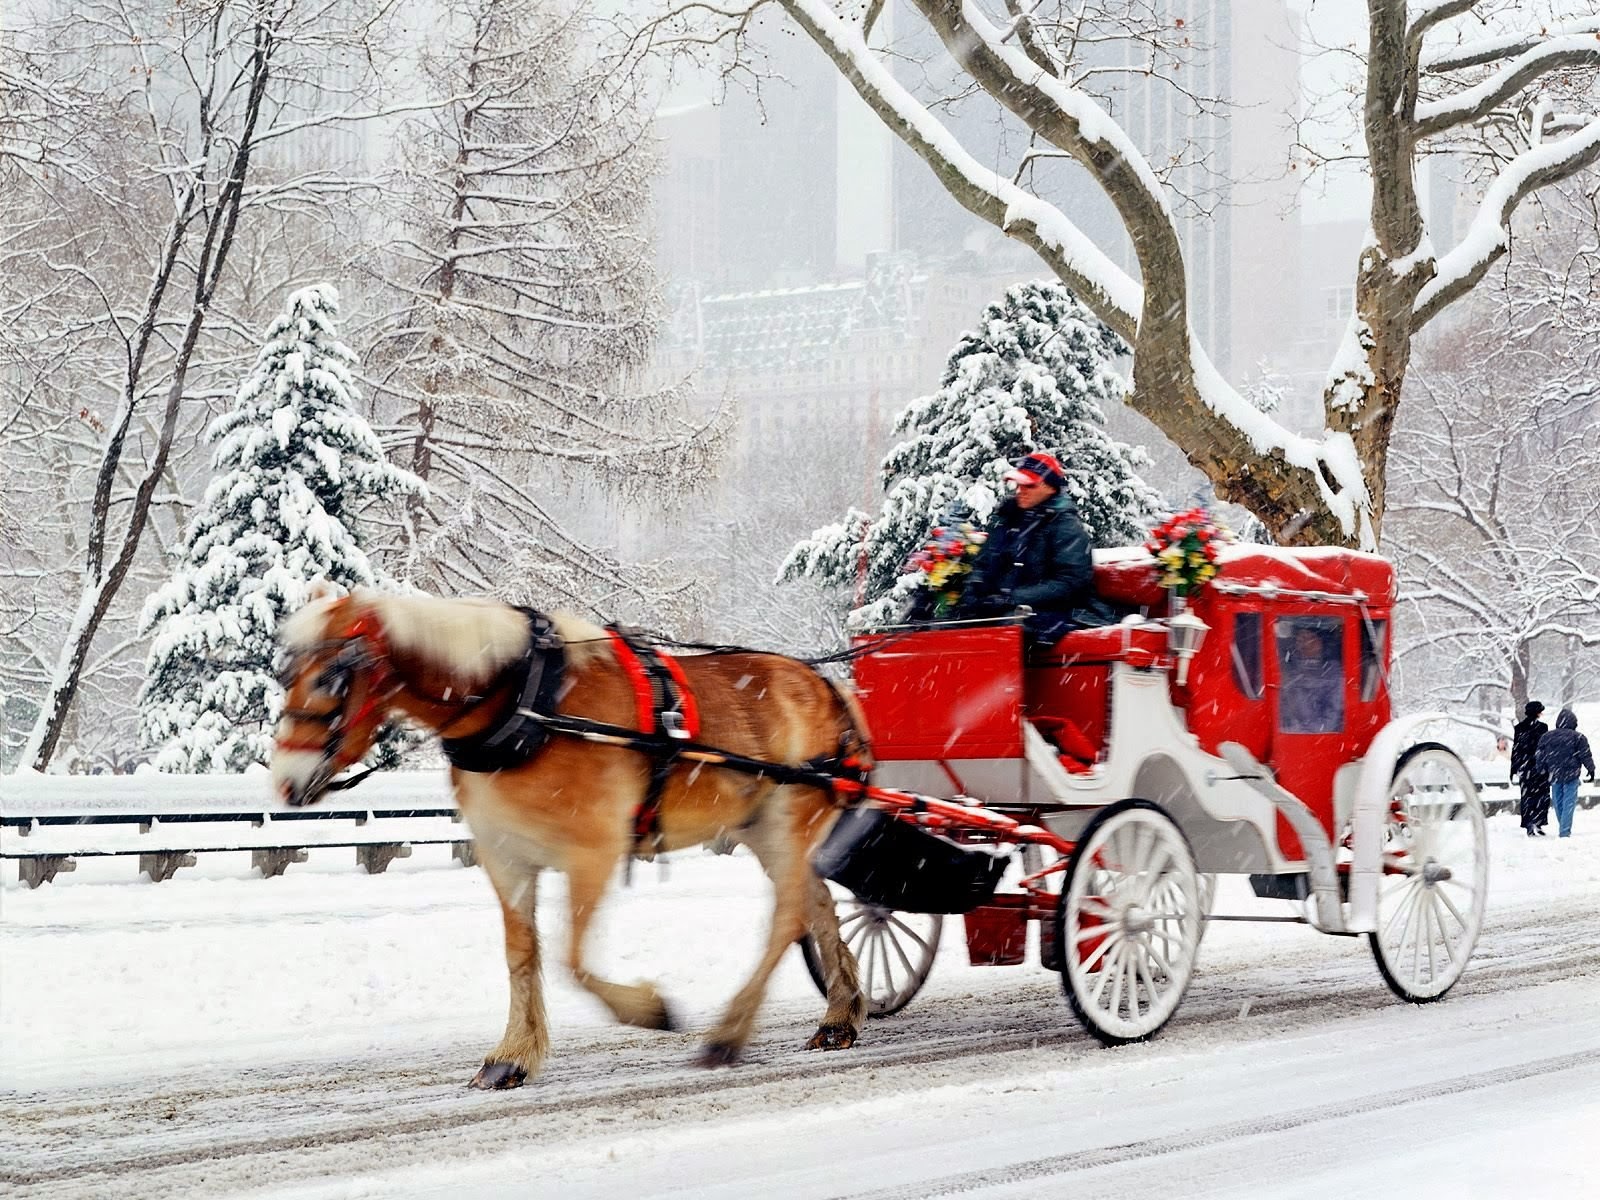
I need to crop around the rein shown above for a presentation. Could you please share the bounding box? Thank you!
[284,614,873,814]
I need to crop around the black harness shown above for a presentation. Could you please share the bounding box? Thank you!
[439,609,567,773]
[422,611,872,859]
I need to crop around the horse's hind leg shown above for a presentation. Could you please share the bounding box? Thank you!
[803,872,866,1051]
[702,792,850,1066]
[564,846,678,1031]
[471,865,549,1090]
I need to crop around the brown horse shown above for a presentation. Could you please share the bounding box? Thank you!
[271,586,869,1087]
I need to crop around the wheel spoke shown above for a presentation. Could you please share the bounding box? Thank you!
[1433,881,1470,933]
[885,924,920,980]
[837,908,872,934]
[1107,944,1127,1017]
[885,914,933,952]
[1078,927,1118,973]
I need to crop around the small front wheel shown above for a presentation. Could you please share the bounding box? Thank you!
[801,886,942,1017]
[1368,744,1488,1003]
[1057,800,1203,1045]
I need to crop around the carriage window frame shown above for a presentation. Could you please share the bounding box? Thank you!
[1230,612,1264,700]
[1275,615,1346,734]
[1360,616,1388,702]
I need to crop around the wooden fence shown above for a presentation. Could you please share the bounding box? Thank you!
[2,772,1595,888]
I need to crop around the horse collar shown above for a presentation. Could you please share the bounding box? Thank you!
[440,609,567,773]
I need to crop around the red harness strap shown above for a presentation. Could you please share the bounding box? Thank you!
[605,630,703,856]
[605,631,701,740]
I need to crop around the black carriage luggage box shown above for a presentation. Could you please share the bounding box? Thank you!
[813,806,1009,915]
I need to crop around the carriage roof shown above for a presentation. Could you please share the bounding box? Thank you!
[1092,544,1396,610]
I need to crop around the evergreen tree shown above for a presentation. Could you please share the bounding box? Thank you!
[782,281,1161,627]
[139,285,425,772]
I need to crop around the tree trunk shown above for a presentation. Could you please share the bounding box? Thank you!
[24,21,272,770]
[1509,640,1531,714]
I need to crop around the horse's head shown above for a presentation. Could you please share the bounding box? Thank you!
[272,586,399,808]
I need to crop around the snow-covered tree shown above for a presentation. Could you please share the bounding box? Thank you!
[661,0,1600,548]
[2,0,407,771]
[366,0,720,617]
[1387,208,1600,715]
[138,285,425,773]
[782,281,1161,627]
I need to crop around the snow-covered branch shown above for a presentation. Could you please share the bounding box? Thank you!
[1415,36,1600,138]
[1415,116,1600,326]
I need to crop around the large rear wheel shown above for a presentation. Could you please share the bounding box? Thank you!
[801,885,942,1017]
[1368,743,1488,1002]
[1057,800,1203,1045]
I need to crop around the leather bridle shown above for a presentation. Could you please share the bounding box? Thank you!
[275,617,401,797]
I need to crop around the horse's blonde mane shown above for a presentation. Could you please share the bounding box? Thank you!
[281,589,616,681]
[549,611,613,668]
[364,590,531,686]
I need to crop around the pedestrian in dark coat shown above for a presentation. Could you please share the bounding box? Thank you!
[1510,701,1551,835]
[1534,708,1596,838]
[959,452,1095,645]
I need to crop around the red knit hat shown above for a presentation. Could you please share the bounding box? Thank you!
[1005,451,1066,489]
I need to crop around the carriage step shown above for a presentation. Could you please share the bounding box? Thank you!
[1248,872,1311,901]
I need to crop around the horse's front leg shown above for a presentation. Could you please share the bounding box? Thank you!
[702,790,836,1066]
[471,864,549,1090]
[565,844,679,1032]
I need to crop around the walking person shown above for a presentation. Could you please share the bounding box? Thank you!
[1510,701,1551,836]
[1534,708,1596,838]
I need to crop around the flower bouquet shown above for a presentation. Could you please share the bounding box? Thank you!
[907,519,987,617]
[1143,507,1232,598]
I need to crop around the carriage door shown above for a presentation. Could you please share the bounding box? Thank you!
[1267,614,1357,861]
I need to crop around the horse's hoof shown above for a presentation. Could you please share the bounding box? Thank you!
[806,1023,859,1051]
[649,998,680,1033]
[469,1060,528,1090]
[698,1041,742,1068]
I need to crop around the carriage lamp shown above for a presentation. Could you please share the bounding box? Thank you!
[1167,609,1210,687]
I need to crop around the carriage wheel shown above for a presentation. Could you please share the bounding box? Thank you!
[1368,743,1488,1003]
[1057,800,1203,1046]
[801,886,942,1017]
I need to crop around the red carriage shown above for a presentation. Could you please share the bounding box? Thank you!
[805,544,1490,1044]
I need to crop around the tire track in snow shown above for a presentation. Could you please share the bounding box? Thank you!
[833,1048,1600,1199]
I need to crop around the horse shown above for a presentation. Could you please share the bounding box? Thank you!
[271,585,870,1087]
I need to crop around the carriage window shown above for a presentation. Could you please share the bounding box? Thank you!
[1360,617,1387,702]
[1276,617,1345,734]
[1230,613,1263,699]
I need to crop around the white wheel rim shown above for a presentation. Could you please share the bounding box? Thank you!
[1063,808,1202,1040]
[1373,749,1488,998]
[835,896,942,1015]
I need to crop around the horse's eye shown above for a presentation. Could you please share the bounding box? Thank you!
[315,665,350,697]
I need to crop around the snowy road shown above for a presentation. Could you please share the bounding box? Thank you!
[4,822,1600,1198]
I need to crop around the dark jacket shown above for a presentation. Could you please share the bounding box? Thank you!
[1510,715,1548,782]
[961,492,1093,624]
[1534,708,1596,783]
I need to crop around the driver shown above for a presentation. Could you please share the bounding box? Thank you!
[957,451,1094,644]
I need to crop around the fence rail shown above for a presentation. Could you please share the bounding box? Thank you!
[3,773,1596,889]
[1,770,471,887]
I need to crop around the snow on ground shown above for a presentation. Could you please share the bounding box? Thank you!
[3,814,1600,1197]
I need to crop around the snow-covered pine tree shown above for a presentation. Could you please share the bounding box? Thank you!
[782,281,1162,627]
[139,285,425,773]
